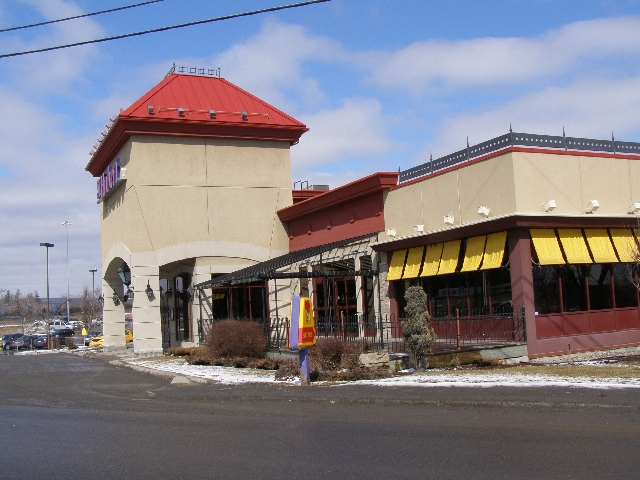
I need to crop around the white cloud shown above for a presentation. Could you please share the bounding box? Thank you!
[211,19,345,112]
[364,16,640,92]
[292,98,393,169]
[421,75,640,162]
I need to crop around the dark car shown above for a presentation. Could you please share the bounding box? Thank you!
[32,334,49,349]
[51,330,76,348]
[2,333,23,350]
[9,335,36,350]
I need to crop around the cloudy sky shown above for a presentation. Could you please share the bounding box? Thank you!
[2,0,640,297]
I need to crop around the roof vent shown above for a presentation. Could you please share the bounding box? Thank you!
[209,109,216,119]
[241,111,248,121]
[177,107,185,117]
[147,105,154,115]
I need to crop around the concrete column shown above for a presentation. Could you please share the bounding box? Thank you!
[191,269,211,345]
[507,228,537,354]
[130,265,162,357]
[102,276,126,350]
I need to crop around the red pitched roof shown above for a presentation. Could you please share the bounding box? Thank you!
[86,74,308,175]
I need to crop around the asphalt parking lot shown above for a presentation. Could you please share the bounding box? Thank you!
[2,353,640,479]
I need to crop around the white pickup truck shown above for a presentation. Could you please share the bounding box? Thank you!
[49,320,74,333]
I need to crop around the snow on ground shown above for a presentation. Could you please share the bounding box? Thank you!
[129,358,284,384]
[353,371,640,390]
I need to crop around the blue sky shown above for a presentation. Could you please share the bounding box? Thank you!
[2,0,640,296]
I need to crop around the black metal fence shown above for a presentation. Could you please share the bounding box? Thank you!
[198,307,526,354]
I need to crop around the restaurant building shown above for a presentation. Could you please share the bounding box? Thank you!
[88,69,640,359]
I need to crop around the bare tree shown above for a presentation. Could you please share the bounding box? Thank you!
[78,287,102,328]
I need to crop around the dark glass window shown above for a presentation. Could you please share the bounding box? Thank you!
[560,265,588,312]
[613,263,639,308]
[447,273,468,316]
[488,268,513,312]
[467,271,487,313]
[587,264,613,311]
[533,265,561,314]
[427,275,448,318]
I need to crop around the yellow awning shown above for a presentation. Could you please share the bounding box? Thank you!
[609,229,639,263]
[387,249,407,281]
[402,246,425,279]
[584,229,619,263]
[460,236,486,272]
[557,229,592,264]
[480,231,507,270]
[437,240,461,275]
[530,229,565,265]
[420,243,443,277]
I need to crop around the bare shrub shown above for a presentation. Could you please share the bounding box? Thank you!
[206,320,268,359]
[274,359,300,381]
[166,346,203,357]
[310,338,348,371]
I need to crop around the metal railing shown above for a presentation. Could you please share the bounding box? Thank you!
[198,307,526,354]
[399,131,640,183]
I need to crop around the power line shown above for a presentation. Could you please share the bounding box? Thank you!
[0,0,330,59]
[0,0,165,34]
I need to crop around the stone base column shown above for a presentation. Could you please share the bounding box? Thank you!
[131,265,162,357]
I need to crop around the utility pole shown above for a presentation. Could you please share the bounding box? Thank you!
[62,221,71,319]
[40,243,54,318]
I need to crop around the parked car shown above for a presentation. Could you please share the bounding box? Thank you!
[32,334,49,349]
[51,330,75,347]
[84,331,102,346]
[8,335,36,350]
[50,320,73,333]
[2,333,23,350]
[89,329,133,347]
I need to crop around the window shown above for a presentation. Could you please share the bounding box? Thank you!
[560,265,588,312]
[533,265,561,314]
[612,264,639,308]
[586,264,613,311]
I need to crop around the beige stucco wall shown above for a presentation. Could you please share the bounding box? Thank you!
[99,134,294,352]
[384,151,640,239]
[100,135,292,265]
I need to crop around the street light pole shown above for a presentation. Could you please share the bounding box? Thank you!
[62,221,71,319]
[89,268,97,294]
[40,243,54,318]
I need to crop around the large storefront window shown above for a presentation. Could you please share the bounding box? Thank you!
[533,263,639,314]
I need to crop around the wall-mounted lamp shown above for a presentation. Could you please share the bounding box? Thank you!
[477,206,490,218]
[209,109,216,119]
[145,281,154,300]
[586,200,600,214]
[177,107,185,117]
[387,228,396,237]
[123,285,134,302]
[241,111,248,120]
[112,290,120,305]
[628,202,640,214]
[413,224,424,233]
[147,105,154,115]
[543,200,556,212]
[444,215,454,226]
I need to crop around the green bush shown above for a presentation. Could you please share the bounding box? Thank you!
[402,286,436,369]
[206,320,268,359]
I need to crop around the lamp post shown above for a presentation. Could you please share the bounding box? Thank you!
[89,268,97,294]
[62,221,71,319]
[39,243,54,318]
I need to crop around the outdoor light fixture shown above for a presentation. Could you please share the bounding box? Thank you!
[543,200,556,212]
[147,105,154,115]
[477,206,490,218]
[209,109,216,119]
[177,107,185,117]
[124,286,134,302]
[444,215,454,226]
[628,202,640,214]
[145,281,154,300]
[414,225,424,233]
[241,111,248,120]
[586,200,600,214]
[387,228,396,237]
[117,263,131,286]
[112,290,120,305]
